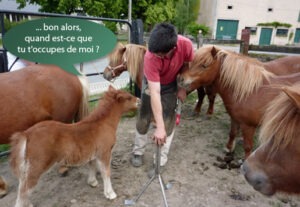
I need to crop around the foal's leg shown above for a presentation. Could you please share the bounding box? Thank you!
[225,118,239,153]
[15,170,40,207]
[194,87,205,115]
[240,124,256,159]
[87,159,98,187]
[97,152,116,200]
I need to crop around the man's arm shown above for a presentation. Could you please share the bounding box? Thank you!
[148,80,167,145]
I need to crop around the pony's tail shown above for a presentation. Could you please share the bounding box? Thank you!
[10,133,28,178]
[75,75,90,122]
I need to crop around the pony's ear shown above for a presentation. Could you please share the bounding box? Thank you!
[211,46,218,58]
[282,86,300,109]
[108,85,116,92]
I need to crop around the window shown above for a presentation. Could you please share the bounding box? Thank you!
[268,8,273,12]
[245,27,257,35]
[276,29,288,37]
[227,5,233,10]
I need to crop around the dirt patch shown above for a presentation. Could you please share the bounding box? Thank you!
[1,95,300,207]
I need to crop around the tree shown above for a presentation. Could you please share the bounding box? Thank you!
[173,0,200,34]
[144,0,175,27]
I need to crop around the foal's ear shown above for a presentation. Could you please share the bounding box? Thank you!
[282,86,300,109]
[108,85,116,92]
[211,46,218,58]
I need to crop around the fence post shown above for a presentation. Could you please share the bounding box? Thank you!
[130,19,144,97]
[0,13,8,73]
[240,29,250,55]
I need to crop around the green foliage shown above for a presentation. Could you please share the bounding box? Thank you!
[173,0,200,34]
[187,22,209,39]
[257,21,292,28]
[144,0,175,26]
[0,144,9,153]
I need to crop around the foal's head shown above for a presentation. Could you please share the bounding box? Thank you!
[178,46,223,91]
[242,83,300,196]
[107,85,140,113]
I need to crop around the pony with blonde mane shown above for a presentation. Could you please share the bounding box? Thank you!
[242,82,300,196]
[178,45,300,158]
[0,64,90,198]
[103,42,217,116]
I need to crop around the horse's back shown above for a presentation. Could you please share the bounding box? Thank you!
[0,64,83,144]
[264,56,300,75]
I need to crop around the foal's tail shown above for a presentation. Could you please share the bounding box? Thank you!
[9,133,28,178]
[75,75,90,122]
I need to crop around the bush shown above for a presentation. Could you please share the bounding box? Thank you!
[187,22,209,40]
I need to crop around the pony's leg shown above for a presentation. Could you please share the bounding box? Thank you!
[205,86,216,116]
[225,118,239,153]
[240,124,256,159]
[0,176,8,198]
[87,159,98,187]
[194,87,205,115]
[97,153,116,200]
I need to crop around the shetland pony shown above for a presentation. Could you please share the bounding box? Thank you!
[9,86,139,207]
[242,83,300,196]
[0,64,89,198]
[178,45,300,158]
[102,42,216,116]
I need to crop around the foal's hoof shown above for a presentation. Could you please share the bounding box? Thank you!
[58,166,69,177]
[87,179,98,187]
[0,177,8,198]
[105,190,117,200]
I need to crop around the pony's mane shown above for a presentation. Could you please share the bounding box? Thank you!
[108,42,125,67]
[124,44,146,82]
[212,47,275,101]
[259,83,300,156]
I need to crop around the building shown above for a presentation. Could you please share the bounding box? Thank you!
[198,0,300,45]
[0,0,40,22]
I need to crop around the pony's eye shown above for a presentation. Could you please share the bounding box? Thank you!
[201,64,208,69]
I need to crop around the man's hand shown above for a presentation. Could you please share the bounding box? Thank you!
[177,87,187,102]
[152,128,167,145]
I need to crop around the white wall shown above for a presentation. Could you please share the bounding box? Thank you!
[198,0,300,45]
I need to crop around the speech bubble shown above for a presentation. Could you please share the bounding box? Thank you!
[3,17,117,75]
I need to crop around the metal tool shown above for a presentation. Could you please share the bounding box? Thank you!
[124,145,172,207]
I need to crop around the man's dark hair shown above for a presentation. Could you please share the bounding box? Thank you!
[148,23,177,53]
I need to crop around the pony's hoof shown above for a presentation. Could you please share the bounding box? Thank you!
[87,179,98,187]
[105,191,117,200]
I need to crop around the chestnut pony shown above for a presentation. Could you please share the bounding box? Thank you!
[242,82,300,196]
[102,42,216,116]
[10,86,139,207]
[178,45,300,158]
[0,64,89,197]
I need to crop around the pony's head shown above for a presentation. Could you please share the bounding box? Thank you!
[242,83,300,196]
[103,43,127,81]
[178,46,222,91]
[103,43,146,86]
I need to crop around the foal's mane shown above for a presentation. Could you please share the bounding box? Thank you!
[205,46,275,101]
[259,83,300,155]
[124,44,146,82]
[82,89,121,122]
